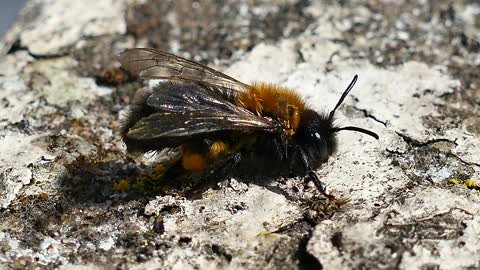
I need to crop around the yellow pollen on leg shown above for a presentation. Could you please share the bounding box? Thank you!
[208,141,229,158]
[182,152,208,171]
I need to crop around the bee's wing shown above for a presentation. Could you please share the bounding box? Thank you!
[126,111,278,140]
[125,83,280,141]
[118,48,249,91]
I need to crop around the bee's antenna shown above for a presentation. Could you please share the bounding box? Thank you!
[329,75,358,120]
[331,126,379,140]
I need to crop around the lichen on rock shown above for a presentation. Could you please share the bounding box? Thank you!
[1,0,480,269]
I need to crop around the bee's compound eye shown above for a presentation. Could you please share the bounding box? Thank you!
[314,132,321,139]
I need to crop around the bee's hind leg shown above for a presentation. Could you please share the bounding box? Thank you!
[186,152,243,193]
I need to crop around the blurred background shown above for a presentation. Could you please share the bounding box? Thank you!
[0,0,25,38]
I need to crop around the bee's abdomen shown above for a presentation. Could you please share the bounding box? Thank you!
[120,89,157,153]
[237,83,306,136]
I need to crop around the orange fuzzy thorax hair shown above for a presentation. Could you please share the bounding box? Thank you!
[237,82,306,136]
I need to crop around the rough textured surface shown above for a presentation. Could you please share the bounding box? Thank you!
[19,0,127,56]
[1,0,479,269]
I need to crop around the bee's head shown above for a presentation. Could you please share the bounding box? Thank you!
[297,110,337,166]
[297,75,379,167]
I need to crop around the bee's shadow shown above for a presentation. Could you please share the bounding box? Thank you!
[58,155,305,207]
[58,156,146,206]
[181,173,304,202]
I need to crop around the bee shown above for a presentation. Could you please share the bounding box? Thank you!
[117,48,378,195]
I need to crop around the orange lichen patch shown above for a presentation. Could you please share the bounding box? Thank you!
[182,152,208,171]
[147,163,166,180]
[38,192,49,200]
[208,141,229,158]
[237,83,306,135]
[114,179,130,192]
[136,176,148,187]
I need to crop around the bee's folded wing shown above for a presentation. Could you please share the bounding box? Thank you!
[126,111,279,140]
[125,82,280,140]
[118,48,249,92]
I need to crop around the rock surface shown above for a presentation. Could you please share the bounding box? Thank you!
[1,0,479,269]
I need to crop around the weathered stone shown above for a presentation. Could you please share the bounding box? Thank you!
[1,0,479,269]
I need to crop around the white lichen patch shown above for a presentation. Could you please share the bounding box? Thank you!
[0,78,33,124]
[0,50,34,77]
[0,51,36,124]
[446,128,480,165]
[145,183,301,267]
[0,133,54,209]
[225,40,299,84]
[0,232,31,264]
[98,236,116,251]
[19,0,127,55]
[27,57,112,106]
[0,51,57,209]
[386,187,479,270]
[309,186,480,269]
[0,233,80,266]
[165,185,301,239]
[350,62,459,144]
